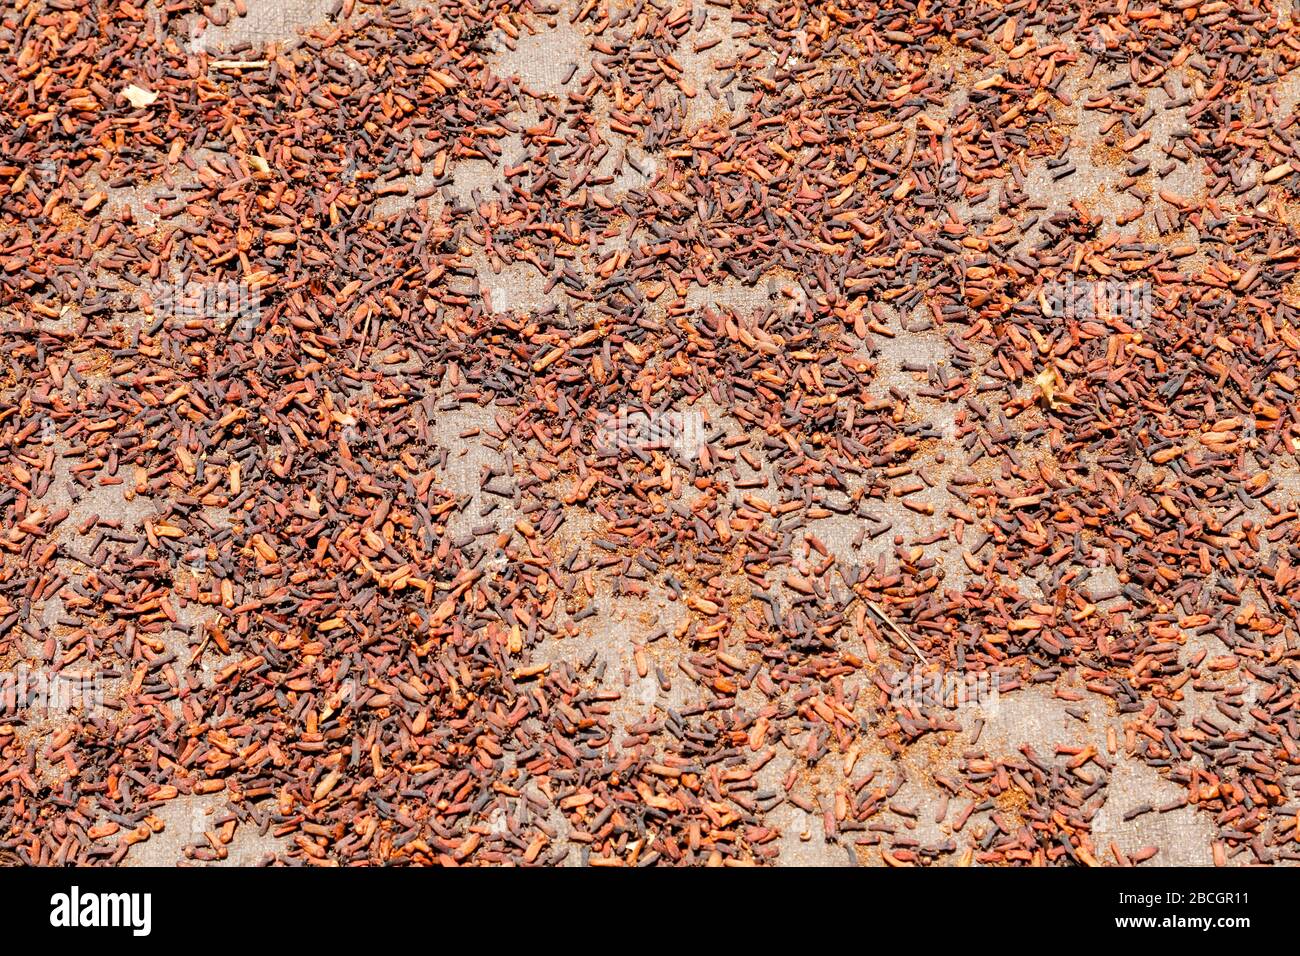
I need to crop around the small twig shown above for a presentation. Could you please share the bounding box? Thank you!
[209,60,269,70]
[865,598,929,665]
